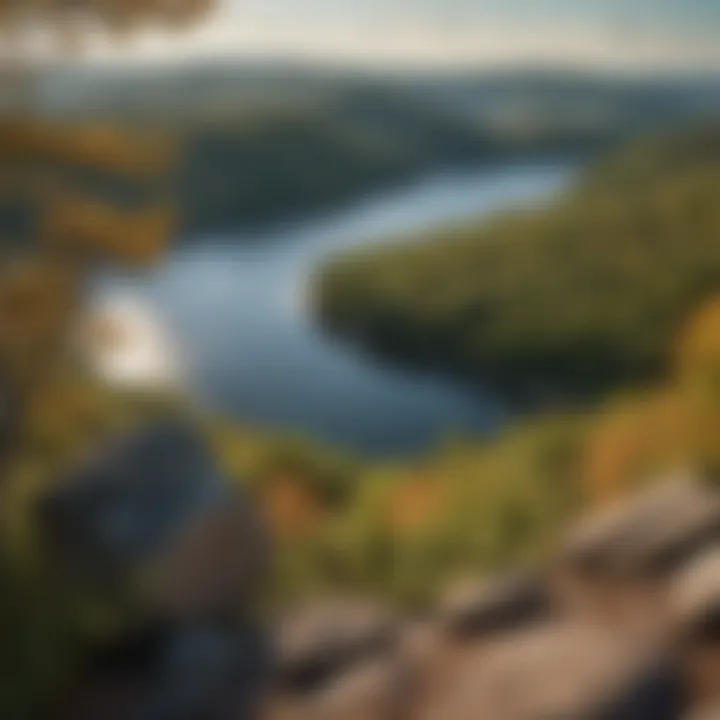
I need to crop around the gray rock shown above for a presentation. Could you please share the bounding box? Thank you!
[438,571,550,639]
[419,622,680,720]
[38,422,225,578]
[672,546,720,636]
[142,494,269,619]
[37,421,269,614]
[685,704,720,720]
[672,547,720,710]
[560,472,720,582]
[54,621,272,720]
[269,658,408,720]
[276,599,396,692]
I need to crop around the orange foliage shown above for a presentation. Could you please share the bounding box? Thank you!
[385,474,442,535]
[0,120,174,181]
[0,0,215,33]
[674,295,720,468]
[43,194,172,266]
[0,257,78,386]
[261,476,325,539]
[676,295,720,380]
[583,295,720,505]
[581,390,693,506]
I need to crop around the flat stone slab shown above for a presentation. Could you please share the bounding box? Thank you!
[419,622,679,720]
[438,571,550,639]
[561,472,720,581]
[276,599,396,691]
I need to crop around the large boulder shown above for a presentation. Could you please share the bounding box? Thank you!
[438,571,550,640]
[419,622,681,720]
[684,704,720,720]
[40,421,272,718]
[672,546,720,635]
[267,658,407,720]
[54,621,272,720]
[142,494,269,620]
[276,599,396,692]
[37,420,269,616]
[672,547,720,710]
[560,472,720,583]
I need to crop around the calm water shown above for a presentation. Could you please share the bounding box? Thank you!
[103,161,576,456]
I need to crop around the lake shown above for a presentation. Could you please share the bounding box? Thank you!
[100,160,576,456]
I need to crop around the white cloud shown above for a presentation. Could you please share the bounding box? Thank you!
[77,12,720,73]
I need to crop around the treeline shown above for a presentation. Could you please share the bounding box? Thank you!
[315,120,720,399]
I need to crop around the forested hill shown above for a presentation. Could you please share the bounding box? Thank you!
[314,120,720,399]
[41,66,720,235]
[151,81,616,236]
[173,87,507,235]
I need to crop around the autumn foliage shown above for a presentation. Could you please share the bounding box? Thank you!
[582,295,720,506]
[0,2,215,714]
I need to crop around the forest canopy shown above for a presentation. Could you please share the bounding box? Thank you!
[315,120,720,398]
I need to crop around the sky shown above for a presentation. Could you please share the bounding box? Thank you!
[83,0,720,73]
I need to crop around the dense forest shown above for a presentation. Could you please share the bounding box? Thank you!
[315,120,720,398]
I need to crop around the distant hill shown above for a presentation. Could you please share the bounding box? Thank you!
[40,65,720,236]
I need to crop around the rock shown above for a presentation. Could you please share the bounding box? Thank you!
[38,422,225,579]
[37,420,269,614]
[672,547,720,709]
[684,704,720,720]
[560,472,720,583]
[54,621,272,720]
[276,599,396,692]
[142,493,269,620]
[419,622,681,720]
[268,658,408,720]
[438,571,550,640]
[672,546,720,636]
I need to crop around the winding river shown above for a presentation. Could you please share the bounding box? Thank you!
[101,160,576,456]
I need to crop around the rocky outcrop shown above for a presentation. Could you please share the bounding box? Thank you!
[269,471,720,720]
[419,622,680,720]
[265,598,405,720]
[37,420,269,614]
[672,546,720,712]
[672,546,720,636]
[42,421,271,720]
[559,472,720,583]
[56,621,272,720]
[684,704,720,720]
[438,571,551,639]
[267,657,408,720]
[276,598,397,692]
[49,447,719,719]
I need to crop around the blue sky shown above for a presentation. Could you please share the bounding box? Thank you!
[90,0,720,71]
[219,0,720,37]
[223,0,720,26]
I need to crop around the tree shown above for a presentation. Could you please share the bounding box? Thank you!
[0,3,217,715]
[0,0,215,422]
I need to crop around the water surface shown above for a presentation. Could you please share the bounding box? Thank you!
[104,161,576,456]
